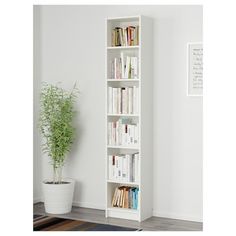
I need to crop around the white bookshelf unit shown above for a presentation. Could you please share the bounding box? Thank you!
[105,15,153,222]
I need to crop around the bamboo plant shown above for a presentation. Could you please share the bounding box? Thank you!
[39,83,78,184]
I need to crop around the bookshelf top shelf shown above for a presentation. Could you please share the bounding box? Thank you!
[107,16,140,22]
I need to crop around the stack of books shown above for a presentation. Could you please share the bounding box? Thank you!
[108,118,139,146]
[111,186,139,209]
[110,52,138,79]
[108,153,139,182]
[111,26,139,47]
[108,86,139,114]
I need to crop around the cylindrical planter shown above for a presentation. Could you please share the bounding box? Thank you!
[42,178,75,214]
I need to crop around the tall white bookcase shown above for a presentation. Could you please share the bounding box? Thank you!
[105,15,153,222]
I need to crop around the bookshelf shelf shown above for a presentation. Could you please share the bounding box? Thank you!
[107,180,139,186]
[107,46,139,50]
[107,207,138,213]
[107,113,139,117]
[105,15,153,222]
[107,79,139,82]
[107,145,139,150]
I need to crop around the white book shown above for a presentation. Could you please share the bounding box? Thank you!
[115,121,119,145]
[121,52,125,78]
[108,155,112,180]
[133,86,136,114]
[115,156,119,180]
[117,88,121,114]
[134,153,139,182]
[136,87,139,113]
[127,125,130,145]
[121,88,126,114]
[122,155,127,181]
[132,155,135,182]
[124,56,131,78]
[108,122,112,145]
[133,57,138,79]
[114,58,117,79]
[108,87,113,113]
[118,119,122,145]
[118,156,122,180]
[118,58,122,79]
[116,88,118,113]
[129,154,133,182]
[112,88,116,114]
[122,124,125,145]
[136,125,139,144]
[130,125,134,145]
[134,125,139,144]
[125,87,129,114]
[112,155,116,180]
[111,60,114,79]
[130,57,135,79]
[126,154,131,182]
[112,122,116,145]
[128,87,133,114]
[125,124,128,145]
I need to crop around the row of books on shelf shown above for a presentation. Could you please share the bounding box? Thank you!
[108,153,139,182]
[108,118,139,146]
[110,53,138,80]
[112,26,139,47]
[111,186,139,209]
[108,86,139,114]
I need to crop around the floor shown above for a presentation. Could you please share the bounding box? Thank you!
[34,203,203,231]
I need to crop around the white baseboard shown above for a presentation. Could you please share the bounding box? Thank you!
[153,210,203,223]
[72,201,105,210]
[35,198,105,211]
[34,197,42,204]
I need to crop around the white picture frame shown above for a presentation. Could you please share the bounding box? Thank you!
[187,42,203,96]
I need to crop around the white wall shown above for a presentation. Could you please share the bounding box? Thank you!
[34,5,202,222]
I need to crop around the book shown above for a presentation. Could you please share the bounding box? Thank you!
[111,26,139,47]
[108,87,113,113]
[111,186,139,209]
[112,187,118,206]
[108,153,139,182]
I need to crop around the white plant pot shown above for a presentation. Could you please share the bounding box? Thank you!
[42,178,75,214]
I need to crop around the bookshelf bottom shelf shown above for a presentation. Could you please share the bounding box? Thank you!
[106,207,140,221]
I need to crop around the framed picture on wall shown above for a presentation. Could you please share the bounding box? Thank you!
[187,42,203,96]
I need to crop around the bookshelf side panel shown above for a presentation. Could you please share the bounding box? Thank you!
[140,16,153,221]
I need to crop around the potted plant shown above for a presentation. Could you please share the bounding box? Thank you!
[39,83,78,214]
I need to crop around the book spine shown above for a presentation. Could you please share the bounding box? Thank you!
[128,87,133,114]
[126,154,130,182]
[135,153,139,182]
[108,87,112,113]
[134,57,138,79]
[120,52,124,79]
[115,120,119,145]
[136,87,139,113]
[115,156,118,180]
[125,87,129,114]
[122,155,126,181]
[108,155,112,180]
[117,88,121,114]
